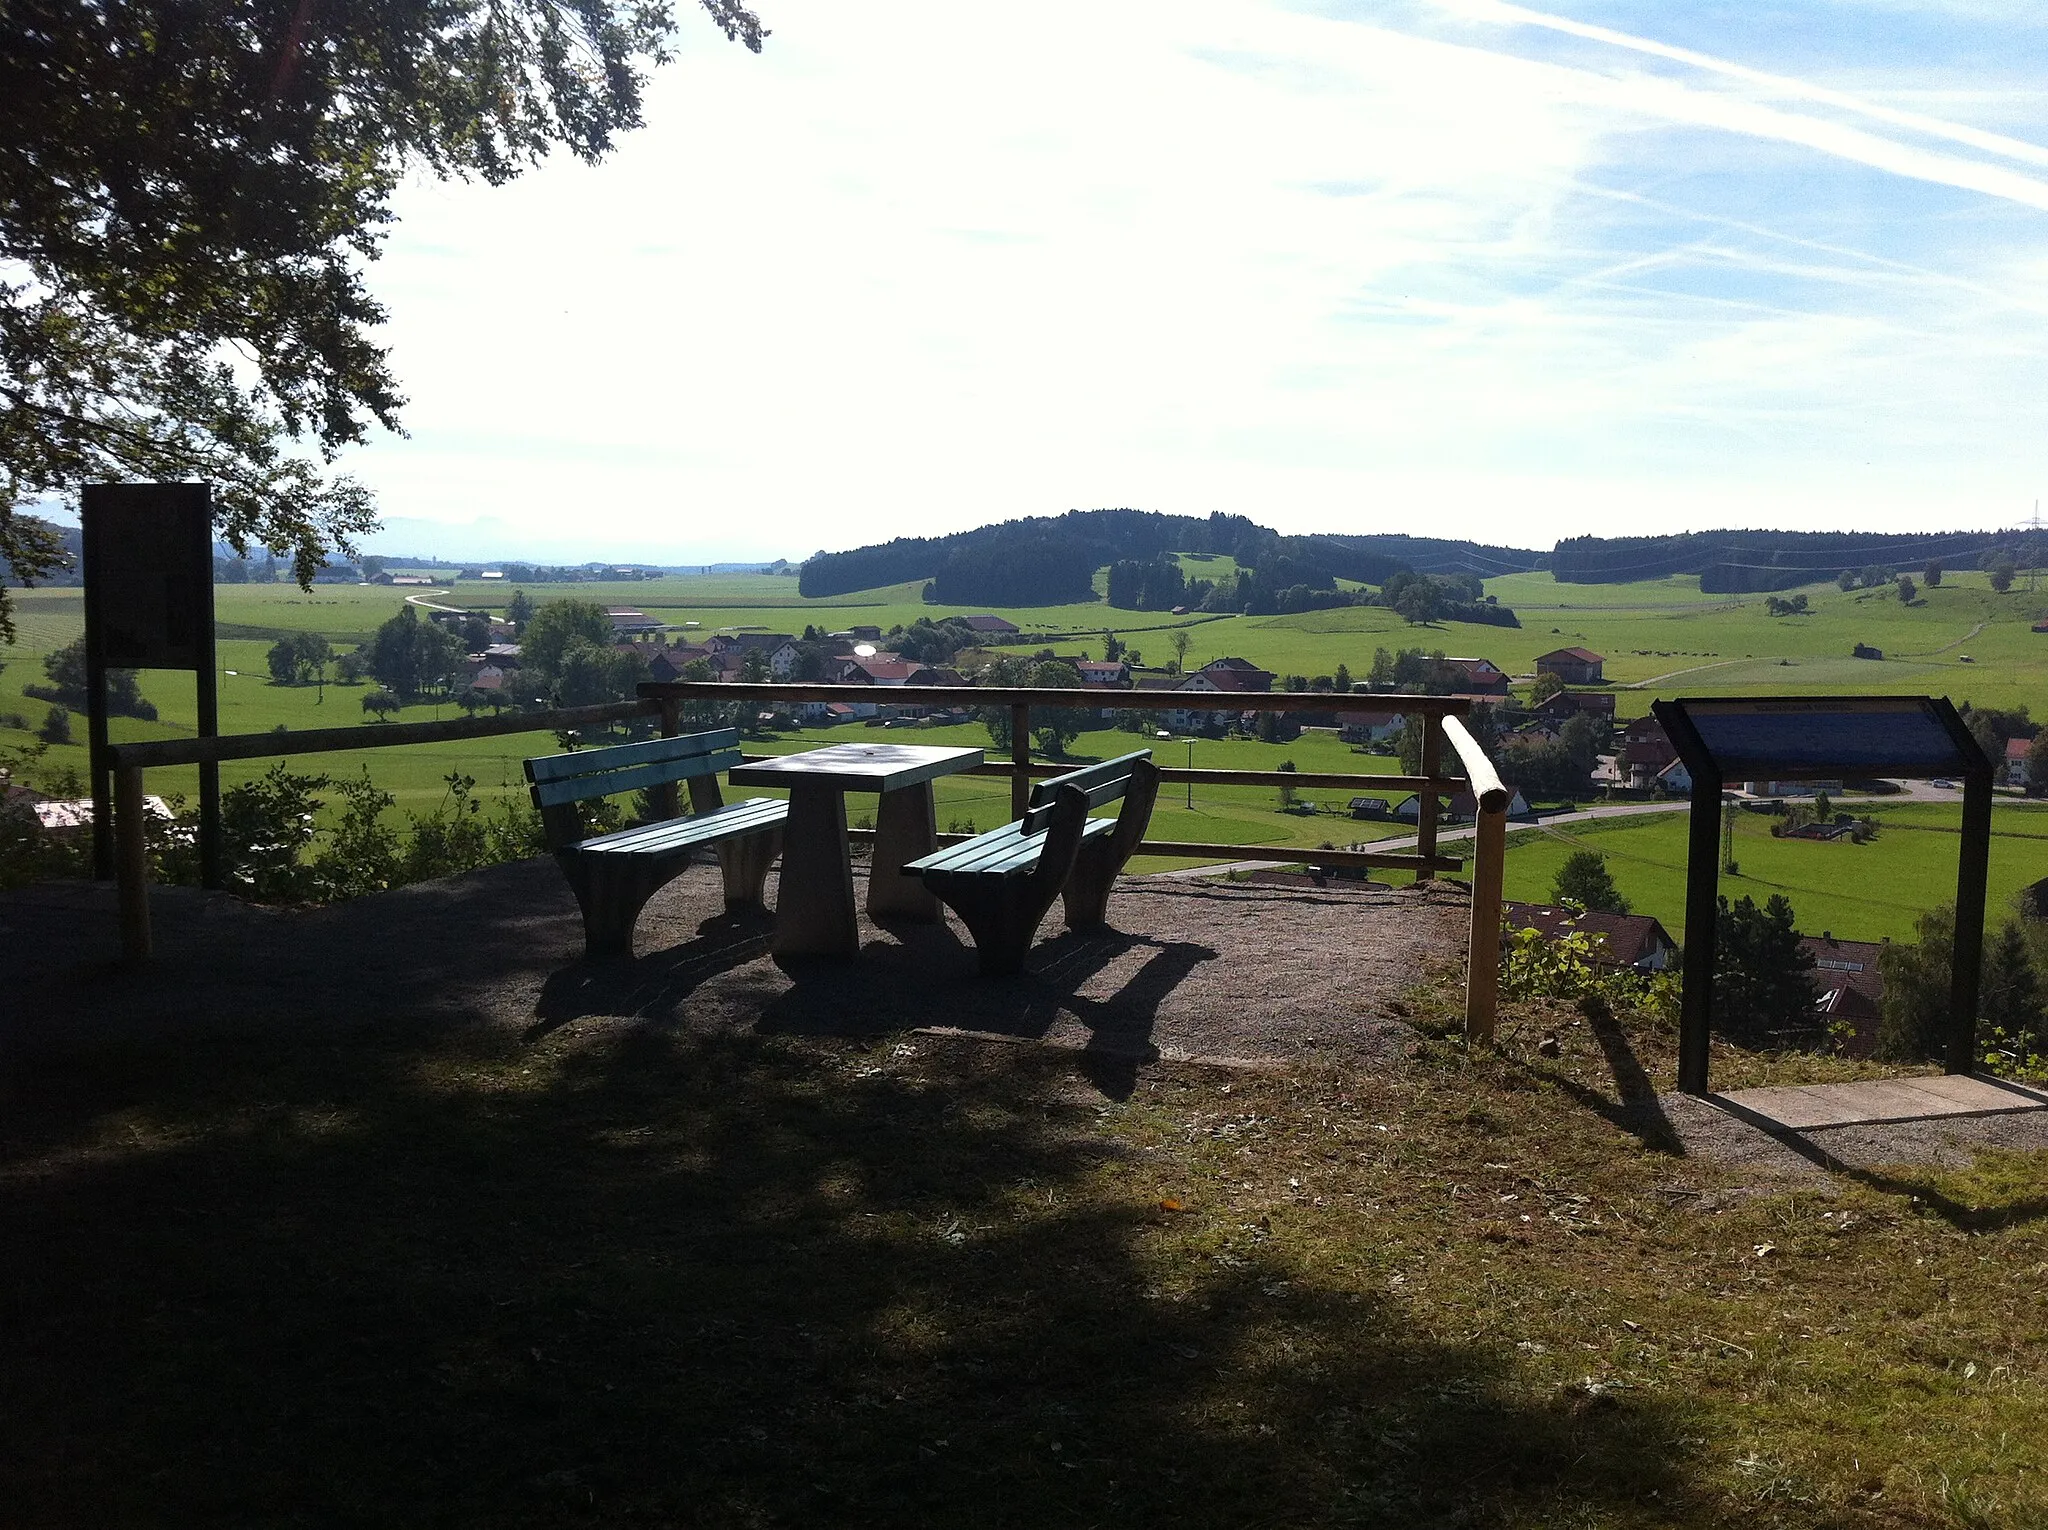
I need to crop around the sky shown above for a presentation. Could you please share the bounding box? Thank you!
[348,0,2048,563]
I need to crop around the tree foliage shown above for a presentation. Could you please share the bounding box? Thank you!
[1712,893,1816,1044]
[1551,850,1628,914]
[0,0,765,636]
[24,635,156,718]
[365,606,462,700]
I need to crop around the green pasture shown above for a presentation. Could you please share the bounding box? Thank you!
[5,559,2044,862]
[1494,799,2048,945]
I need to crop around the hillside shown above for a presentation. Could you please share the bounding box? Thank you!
[797,509,1543,604]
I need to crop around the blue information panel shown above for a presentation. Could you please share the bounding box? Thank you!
[1660,696,1976,779]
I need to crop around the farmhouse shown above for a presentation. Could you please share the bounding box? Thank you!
[1167,657,1276,732]
[2007,737,2033,789]
[1801,933,1888,1055]
[605,608,664,640]
[1534,690,1616,722]
[954,614,1019,636]
[1622,715,1678,788]
[1430,656,1511,696]
[1535,647,1605,685]
[1505,902,1678,972]
[1336,707,1406,744]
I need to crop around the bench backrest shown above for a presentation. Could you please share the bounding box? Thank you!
[524,728,741,810]
[1021,749,1152,834]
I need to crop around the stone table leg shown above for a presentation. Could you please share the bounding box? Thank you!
[772,782,860,958]
[869,780,940,921]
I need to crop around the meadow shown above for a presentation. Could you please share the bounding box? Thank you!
[4,563,2044,915]
[1495,799,2048,944]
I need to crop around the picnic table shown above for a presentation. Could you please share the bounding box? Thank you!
[728,742,984,958]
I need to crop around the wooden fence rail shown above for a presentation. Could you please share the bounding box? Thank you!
[101,679,1510,1038]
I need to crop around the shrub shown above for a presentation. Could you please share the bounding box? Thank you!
[36,705,71,745]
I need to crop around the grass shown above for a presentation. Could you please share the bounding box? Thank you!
[5,562,2043,867]
[1495,800,2048,943]
[6,972,2048,1526]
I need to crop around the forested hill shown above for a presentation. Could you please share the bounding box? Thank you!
[1554,528,2048,592]
[797,509,1543,603]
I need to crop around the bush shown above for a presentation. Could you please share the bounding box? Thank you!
[36,705,71,745]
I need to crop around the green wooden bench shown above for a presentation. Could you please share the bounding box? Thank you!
[525,728,786,959]
[902,750,1159,974]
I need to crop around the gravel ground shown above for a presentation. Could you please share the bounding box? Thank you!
[11,864,2046,1169]
[1,861,1469,1082]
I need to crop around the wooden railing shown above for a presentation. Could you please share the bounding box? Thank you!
[642,681,1510,1038]
[101,681,1510,1038]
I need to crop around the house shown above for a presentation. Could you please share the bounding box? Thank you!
[1336,708,1406,745]
[1535,647,1605,685]
[606,608,664,640]
[1533,690,1616,722]
[2006,736,2034,789]
[1393,784,1531,822]
[1168,657,1276,732]
[1742,779,1843,798]
[1655,757,1695,795]
[468,663,506,692]
[1076,660,1130,688]
[1622,715,1678,788]
[1505,902,1679,972]
[1429,656,1511,696]
[1801,933,1888,1056]
[482,642,522,667]
[954,614,1019,636]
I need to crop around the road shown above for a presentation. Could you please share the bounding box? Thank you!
[402,589,468,614]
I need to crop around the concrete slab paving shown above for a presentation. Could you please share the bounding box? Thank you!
[1714,1073,2048,1133]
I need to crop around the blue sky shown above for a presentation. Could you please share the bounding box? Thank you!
[350,0,2048,562]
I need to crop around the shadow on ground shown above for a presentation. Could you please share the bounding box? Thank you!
[0,1018,1694,1528]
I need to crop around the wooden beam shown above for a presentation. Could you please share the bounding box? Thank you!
[642,680,1475,717]
[1464,806,1507,1043]
[1010,705,1031,820]
[1414,716,1442,883]
[110,698,661,770]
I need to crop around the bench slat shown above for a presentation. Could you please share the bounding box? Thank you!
[565,798,785,857]
[570,798,785,856]
[907,816,1115,879]
[1022,749,1151,833]
[531,748,741,808]
[525,727,740,784]
[1027,750,1153,807]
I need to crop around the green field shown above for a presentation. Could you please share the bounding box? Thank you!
[1496,799,2048,944]
[4,562,2045,917]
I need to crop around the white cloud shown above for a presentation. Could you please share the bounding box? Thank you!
[349,0,2048,559]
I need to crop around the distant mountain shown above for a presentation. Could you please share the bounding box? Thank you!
[798,508,1545,604]
[0,516,83,585]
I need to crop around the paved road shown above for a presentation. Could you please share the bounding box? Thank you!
[1155,778,1987,880]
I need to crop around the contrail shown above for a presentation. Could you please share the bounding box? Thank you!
[1435,0,2048,168]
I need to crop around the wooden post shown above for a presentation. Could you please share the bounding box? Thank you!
[1464,804,1506,1042]
[1010,704,1031,820]
[116,762,151,963]
[653,696,683,819]
[1415,715,1441,883]
[1948,768,1994,1074]
[1677,775,1723,1094]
